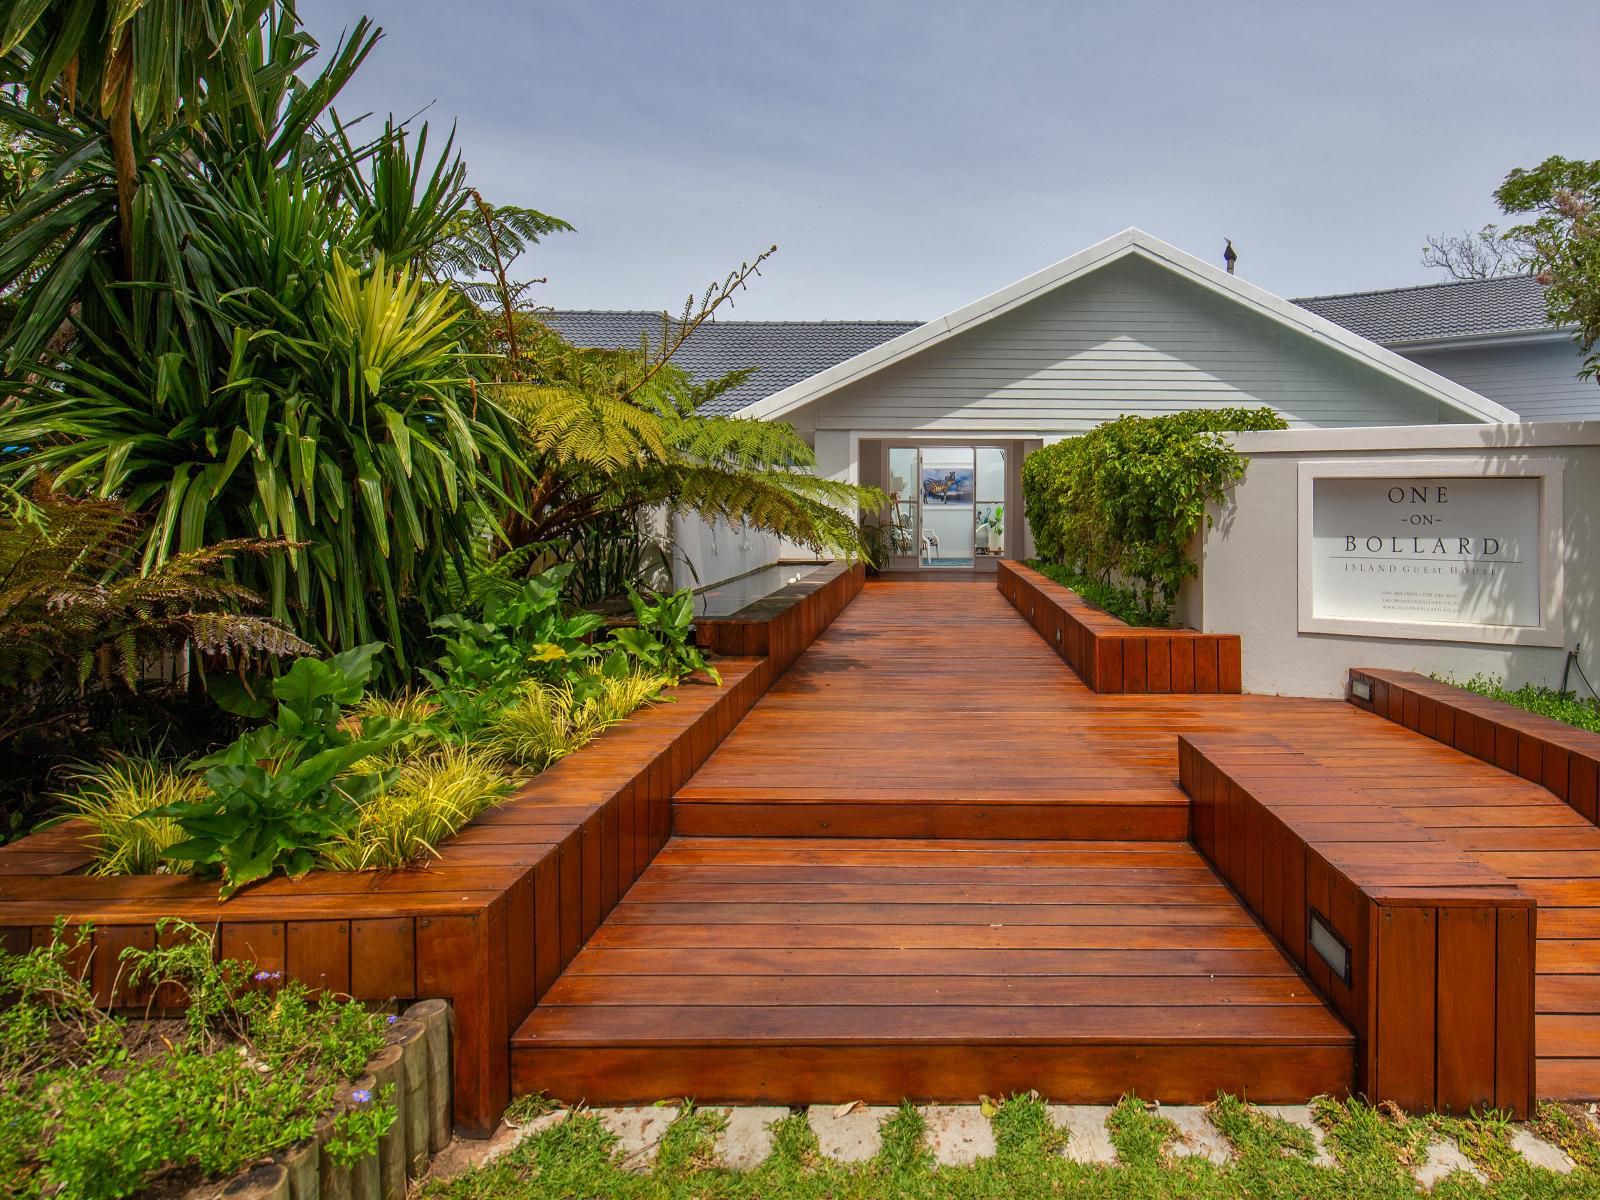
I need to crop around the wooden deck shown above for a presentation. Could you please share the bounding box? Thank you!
[514,579,1600,1104]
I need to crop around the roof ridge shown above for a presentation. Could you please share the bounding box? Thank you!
[1291,274,1539,304]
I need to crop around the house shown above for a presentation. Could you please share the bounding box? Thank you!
[546,229,1582,584]
[1294,274,1594,422]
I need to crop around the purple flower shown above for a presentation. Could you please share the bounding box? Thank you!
[386,1014,398,1025]
[351,1089,373,1104]
[252,969,282,982]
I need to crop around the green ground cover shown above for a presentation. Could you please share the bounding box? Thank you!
[0,923,392,1200]
[1443,674,1600,737]
[1026,560,1173,628]
[420,1094,1600,1200]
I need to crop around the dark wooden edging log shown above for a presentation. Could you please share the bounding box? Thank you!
[1179,733,1537,1116]
[1350,668,1600,828]
[695,561,865,675]
[996,560,1241,694]
[0,596,865,1140]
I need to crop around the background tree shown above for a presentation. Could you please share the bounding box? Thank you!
[1495,156,1600,383]
[1420,224,1529,280]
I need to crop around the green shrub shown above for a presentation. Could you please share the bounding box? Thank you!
[159,643,410,896]
[53,756,206,876]
[1442,674,1600,734]
[1022,408,1285,619]
[1027,561,1171,628]
[0,921,390,1200]
[615,584,720,684]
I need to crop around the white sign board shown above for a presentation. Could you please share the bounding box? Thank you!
[1297,461,1563,646]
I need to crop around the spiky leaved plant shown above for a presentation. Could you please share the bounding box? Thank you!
[53,755,207,875]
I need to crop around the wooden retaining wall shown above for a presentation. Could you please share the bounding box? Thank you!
[695,561,865,675]
[1179,733,1537,1116]
[0,571,865,1137]
[996,561,1241,694]
[1349,668,1600,828]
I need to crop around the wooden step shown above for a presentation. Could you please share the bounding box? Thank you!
[510,837,1355,1105]
[672,794,1189,839]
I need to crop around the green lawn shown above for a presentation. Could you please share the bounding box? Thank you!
[420,1094,1600,1199]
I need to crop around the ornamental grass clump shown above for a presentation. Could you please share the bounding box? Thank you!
[488,670,668,771]
[319,745,515,871]
[55,756,208,876]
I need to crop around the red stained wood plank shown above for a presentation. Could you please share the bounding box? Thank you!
[1147,639,1172,694]
[1497,906,1536,1114]
[220,922,285,989]
[1436,906,1497,1113]
[351,918,416,1000]
[1376,905,1437,1110]
[287,920,350,997]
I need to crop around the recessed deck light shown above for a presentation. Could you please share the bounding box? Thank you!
[1309,909,1352,984]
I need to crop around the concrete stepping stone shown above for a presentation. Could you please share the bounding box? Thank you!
[1416,1139,1487,1190]
[1046,1105,1117,1165]
[1165,1106,1232,1165]
[1510,1127,1574,1174]
[807,1103,894,1163]
[1255,1104,1335,1167]
[919,1105,996,1166]
[594,1106,677,1170]
[714,1106,788,1170]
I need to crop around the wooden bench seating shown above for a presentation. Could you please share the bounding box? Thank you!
[1349,668,1600,827]
[996,561,1240,694]
[1178,733,1536,1116]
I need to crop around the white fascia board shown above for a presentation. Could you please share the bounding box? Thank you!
[1385,328,1573,352]
[738,227,1520,427]
[738,229,1145,422]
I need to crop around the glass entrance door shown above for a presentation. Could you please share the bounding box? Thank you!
[917,446,977,567]
[884,445,1007,569]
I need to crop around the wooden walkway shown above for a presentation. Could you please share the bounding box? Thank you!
[513,580,1600,1103]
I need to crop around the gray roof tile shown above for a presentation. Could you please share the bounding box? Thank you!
[1291,274,1554,344]
[540,310,919,415]
[545,277,1557,417]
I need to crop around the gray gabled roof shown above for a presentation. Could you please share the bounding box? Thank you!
[1290,274,1555,345]
[539,310,919,415]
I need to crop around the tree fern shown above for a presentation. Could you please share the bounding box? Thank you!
[0,490,309,717]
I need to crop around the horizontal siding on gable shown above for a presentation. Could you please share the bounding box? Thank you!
[1401,340,1597,422]
[814,255,1452,433]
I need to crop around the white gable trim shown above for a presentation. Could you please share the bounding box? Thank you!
[738,228,1519,426]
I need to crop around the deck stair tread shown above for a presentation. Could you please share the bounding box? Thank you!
[514,579,1600,1104]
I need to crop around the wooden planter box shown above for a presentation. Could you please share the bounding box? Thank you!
[0,559,867,1137]
[695,561,864,675]
[1179,733,1536,1117]
[1348,668,1600,828]
[996,561,1241,694]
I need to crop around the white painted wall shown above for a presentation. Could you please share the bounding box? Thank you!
[1191,423,1600,698]
[1399,338,1598,422]
[669,512,783,591]
[811,256,1459,434]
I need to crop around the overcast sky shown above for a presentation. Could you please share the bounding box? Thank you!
[312,0,1599,320]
